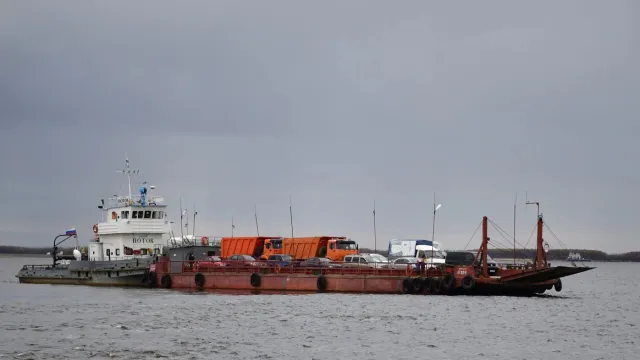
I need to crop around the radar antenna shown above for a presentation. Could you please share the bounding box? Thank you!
[116,154,140,200]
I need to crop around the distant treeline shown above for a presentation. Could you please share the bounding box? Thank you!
[359,247,640,262]
[2,245,639,262]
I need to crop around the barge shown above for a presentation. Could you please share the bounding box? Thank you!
[150,211,594,296]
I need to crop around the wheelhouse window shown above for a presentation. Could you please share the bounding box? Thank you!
[337,241,357,250]
[152,211,157,219]
[137,211,143,219]
[121,211,129,219]
[132,211,138,219]
[144,211,151,219]
[115,249,120,256]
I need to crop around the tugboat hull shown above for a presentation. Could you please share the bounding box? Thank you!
[15,258,156,287]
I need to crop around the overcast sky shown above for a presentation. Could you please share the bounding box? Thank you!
[1,1,638,253]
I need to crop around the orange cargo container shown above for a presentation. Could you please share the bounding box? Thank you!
[282,236,358,261]
[220,237,283,259]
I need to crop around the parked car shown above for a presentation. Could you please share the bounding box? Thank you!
[366,253,389,265]
[342,254,378,268]
[445,251,499,275]
[298,257,341,268]
[225,254,267,268]
[193,256,225,271]
[386,257,418,270]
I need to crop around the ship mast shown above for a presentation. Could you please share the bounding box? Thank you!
[526,192,546,269]
[117,154,139,200]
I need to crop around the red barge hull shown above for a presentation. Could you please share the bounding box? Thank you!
[148,215,594,296]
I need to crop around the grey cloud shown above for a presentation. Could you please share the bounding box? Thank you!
[0,1,639,252]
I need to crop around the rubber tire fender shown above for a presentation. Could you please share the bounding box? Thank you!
[554,279,562,292]
[160,274,172,289]
[147,271,157,288]
[250,272,261,288]
[194,272,205,288]
[402,278,413,294]
[442,274,455,294]
[317,275,328,292]
[412,277,424,293]
[422,278,432,295]
[461,275,475,292]
[431,278,442,294]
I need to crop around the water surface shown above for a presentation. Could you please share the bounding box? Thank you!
[0,256,636,359]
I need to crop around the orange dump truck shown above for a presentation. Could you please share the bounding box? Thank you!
[220,236,284,259]
[279,236,358,261]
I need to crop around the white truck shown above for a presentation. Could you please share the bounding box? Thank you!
[388,239,445,258]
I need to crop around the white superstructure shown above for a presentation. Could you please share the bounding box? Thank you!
[88,158,171,261]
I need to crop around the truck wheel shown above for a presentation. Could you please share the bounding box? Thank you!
[318,247,327,257]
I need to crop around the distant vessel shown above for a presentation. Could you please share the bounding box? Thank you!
[566,252,591,262]
[16,157,173,286]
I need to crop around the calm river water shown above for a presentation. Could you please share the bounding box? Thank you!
[0,256,637,360]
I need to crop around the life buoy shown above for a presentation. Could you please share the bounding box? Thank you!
[317,275,328,292]
[160,274,172,289]
[275,263,281,274]
[405,264,413,276]
[554,279,562,292]
[250,272,261,287]
[147,271,156,288]
[93,224,99,233]
[461,275,475,292]
[194,272,205,288]
[201,236,209,246]
[402,278,413,294]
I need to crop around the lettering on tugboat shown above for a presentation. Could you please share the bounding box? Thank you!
[132,237,154,244]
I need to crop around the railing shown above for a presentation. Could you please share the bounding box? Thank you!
[162,259,448,277]
[21,264,60,270]
[104,195,166,209]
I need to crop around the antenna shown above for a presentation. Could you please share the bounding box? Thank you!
[180,198,186,242]
[289,196,294,239]
[192,205,197,241]
[254,204,260,236]
[513,192,517,265]
[116,154,140,200]
[231,216,235,237]
[525,190,540,216]
[431,192,442,268]
[373,200,377,253]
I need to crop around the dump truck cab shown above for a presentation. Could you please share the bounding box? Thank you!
[327,237,358,261]
[261,237,285,259]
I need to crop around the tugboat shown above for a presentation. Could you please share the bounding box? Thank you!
[566,252,592,262]
[15,157,172,286]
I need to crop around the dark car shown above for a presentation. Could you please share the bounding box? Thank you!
[445,251,499,275]
[225,254,266,268]
[299,257,340,268]
[267,254,294,268]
